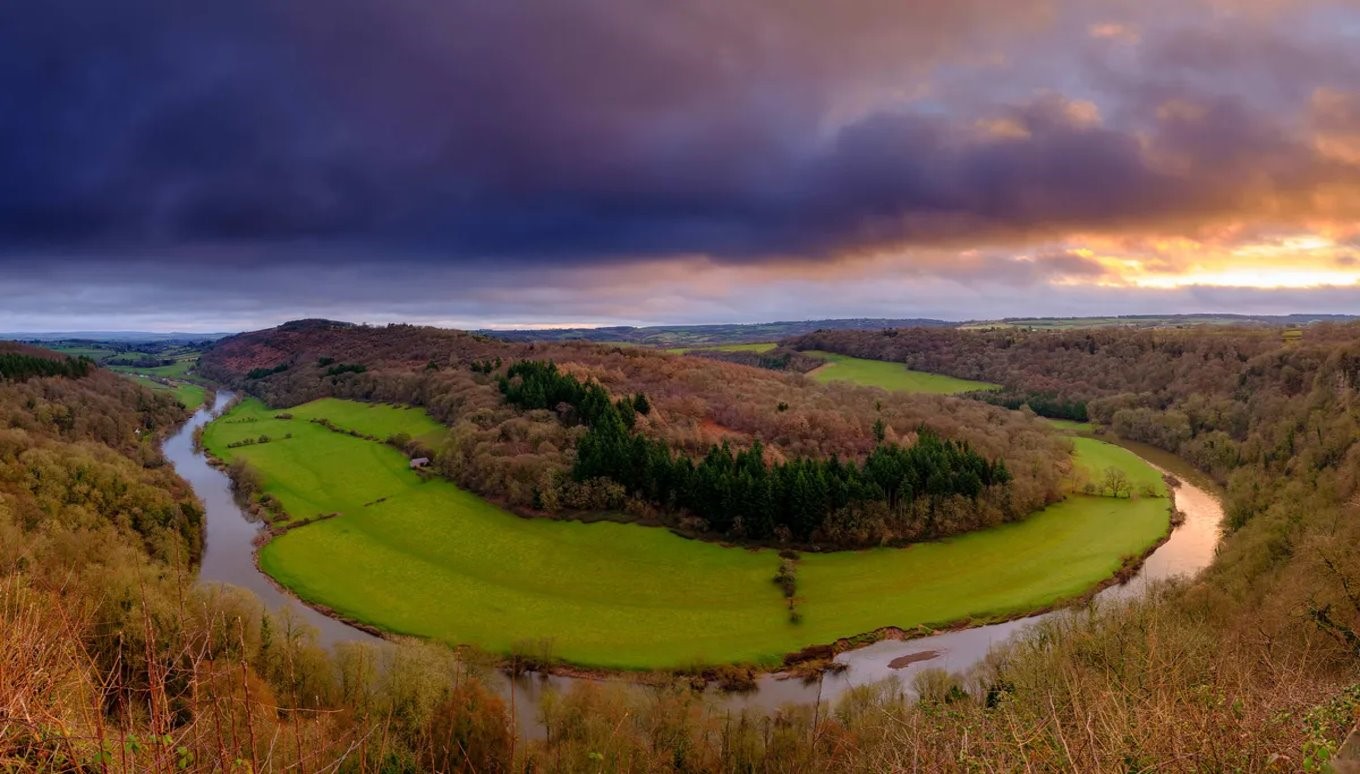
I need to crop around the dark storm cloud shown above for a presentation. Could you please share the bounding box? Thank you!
[4,0,1356,268]
[0,0,1043,256]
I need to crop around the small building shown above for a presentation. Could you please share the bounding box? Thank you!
[409,457,430,470]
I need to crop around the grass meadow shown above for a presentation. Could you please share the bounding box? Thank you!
[45,341,208,408]
[665,341,778,354]
[123,372,207,410]
[1043,418,1096,434]
[108,358,196,378]
[204,398,1169,669]
[1069,436,1165,493]
[803,351,1001,394]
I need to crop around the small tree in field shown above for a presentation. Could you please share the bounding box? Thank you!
[1102,466,1131,498]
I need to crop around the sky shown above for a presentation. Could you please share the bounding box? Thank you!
[2,0,1360,332]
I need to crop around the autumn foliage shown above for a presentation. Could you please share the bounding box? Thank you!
[200,320,1068,547]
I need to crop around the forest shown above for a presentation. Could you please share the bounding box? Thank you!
[501,359,1011,542]
[9,322,1360,768]
[787,324,1356,483]
[199,320,1065,548]
[682,346,825,374]
[0,347,95,382]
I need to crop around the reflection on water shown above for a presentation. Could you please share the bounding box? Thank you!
[169,400,1224,731]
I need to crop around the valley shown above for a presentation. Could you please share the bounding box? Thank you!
[10,318,1356,770]
[40,336,217,409]
[11,3,1360,765]
[199,334,1169,670]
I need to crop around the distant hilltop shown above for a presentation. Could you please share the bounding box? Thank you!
[2,330,234,343]
[478,313,1359,347]
[977,313,1359,330]
[479,318,955,347]
[9,313,1355,349]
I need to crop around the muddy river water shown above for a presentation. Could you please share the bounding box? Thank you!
[169,392,1224,733]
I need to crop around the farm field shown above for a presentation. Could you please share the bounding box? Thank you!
[205,398,1169,670]
[282,397,447,445]
[804,351,1000,395]
[1070,436,1164,492]
[1044,418,1096,434]
[665,341,777,354]
[46,339,208,407]
[167,381,207,410]
[124,372,207,410]
[109,358,196,378]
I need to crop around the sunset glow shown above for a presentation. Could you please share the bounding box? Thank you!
[1,0,1359,330]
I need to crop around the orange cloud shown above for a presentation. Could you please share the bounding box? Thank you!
[1089,22,1140,44]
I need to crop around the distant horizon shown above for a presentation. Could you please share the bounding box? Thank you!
[4,310,1357,339]
[4,1,1360,332]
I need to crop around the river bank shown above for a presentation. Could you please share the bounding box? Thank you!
[167,392,1224,730]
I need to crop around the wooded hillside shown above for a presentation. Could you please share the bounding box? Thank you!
[790,324,1360,483]
[200,320,1068,547]
[11,328,1360,768]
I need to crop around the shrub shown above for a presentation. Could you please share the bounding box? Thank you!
[245,363,289,379]
[325,363,367,376]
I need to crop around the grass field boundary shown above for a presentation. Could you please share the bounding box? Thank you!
[803,351,1001,395]
[204,397,1170,670]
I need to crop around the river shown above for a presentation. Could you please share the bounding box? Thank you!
[167,392,1224,730]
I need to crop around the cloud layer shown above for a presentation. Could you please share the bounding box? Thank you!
[1,0,1358,328]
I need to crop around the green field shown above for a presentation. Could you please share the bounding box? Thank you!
[170,382,207,410]
[803,351,1000,395]
[1069,436,1164,492]
[123,373,207,410]
[204,398,1168,669]
[47,345,110,359]
[1044,418,1096,434]
[665,342,777,354]
[109,359,195,378]
[42,340,208,408]
[283,397,447,445]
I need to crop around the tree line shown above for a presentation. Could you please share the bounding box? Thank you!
[39,321,1360,767]
[974,389,1090,421]
[502,360,1010,542]
[196,320,1069,545]
[0,351,94,382]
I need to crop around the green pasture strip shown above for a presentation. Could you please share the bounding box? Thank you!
[665,342,778,354]
[803,351,1000,395]
[204,398,1168,669]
